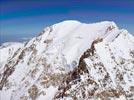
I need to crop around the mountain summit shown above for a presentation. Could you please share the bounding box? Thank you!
[0,20,134,100]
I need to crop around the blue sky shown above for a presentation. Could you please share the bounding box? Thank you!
[0,0,134,43]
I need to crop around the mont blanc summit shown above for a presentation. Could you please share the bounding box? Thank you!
[0,20,134,100]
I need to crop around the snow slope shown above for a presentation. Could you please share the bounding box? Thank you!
[55,28,134,100]
[0,42,23,70]
[0,20,133,100]
[0,42,23,63]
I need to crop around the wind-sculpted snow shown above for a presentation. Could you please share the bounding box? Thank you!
[0,20,133,100]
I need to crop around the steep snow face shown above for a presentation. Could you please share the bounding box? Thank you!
[55,29,134,100]
[21,20,118,74]
[43,21,118,64]
[0,20,133,100]
[28,20,118,65]
[0,42,23,69]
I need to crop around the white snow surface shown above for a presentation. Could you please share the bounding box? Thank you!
[0,42,23,70]
[0,42,23,63]
[50,20,118,64]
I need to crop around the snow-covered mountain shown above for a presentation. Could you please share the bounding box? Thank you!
[0,20,134,100]
[0,42,23,71]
